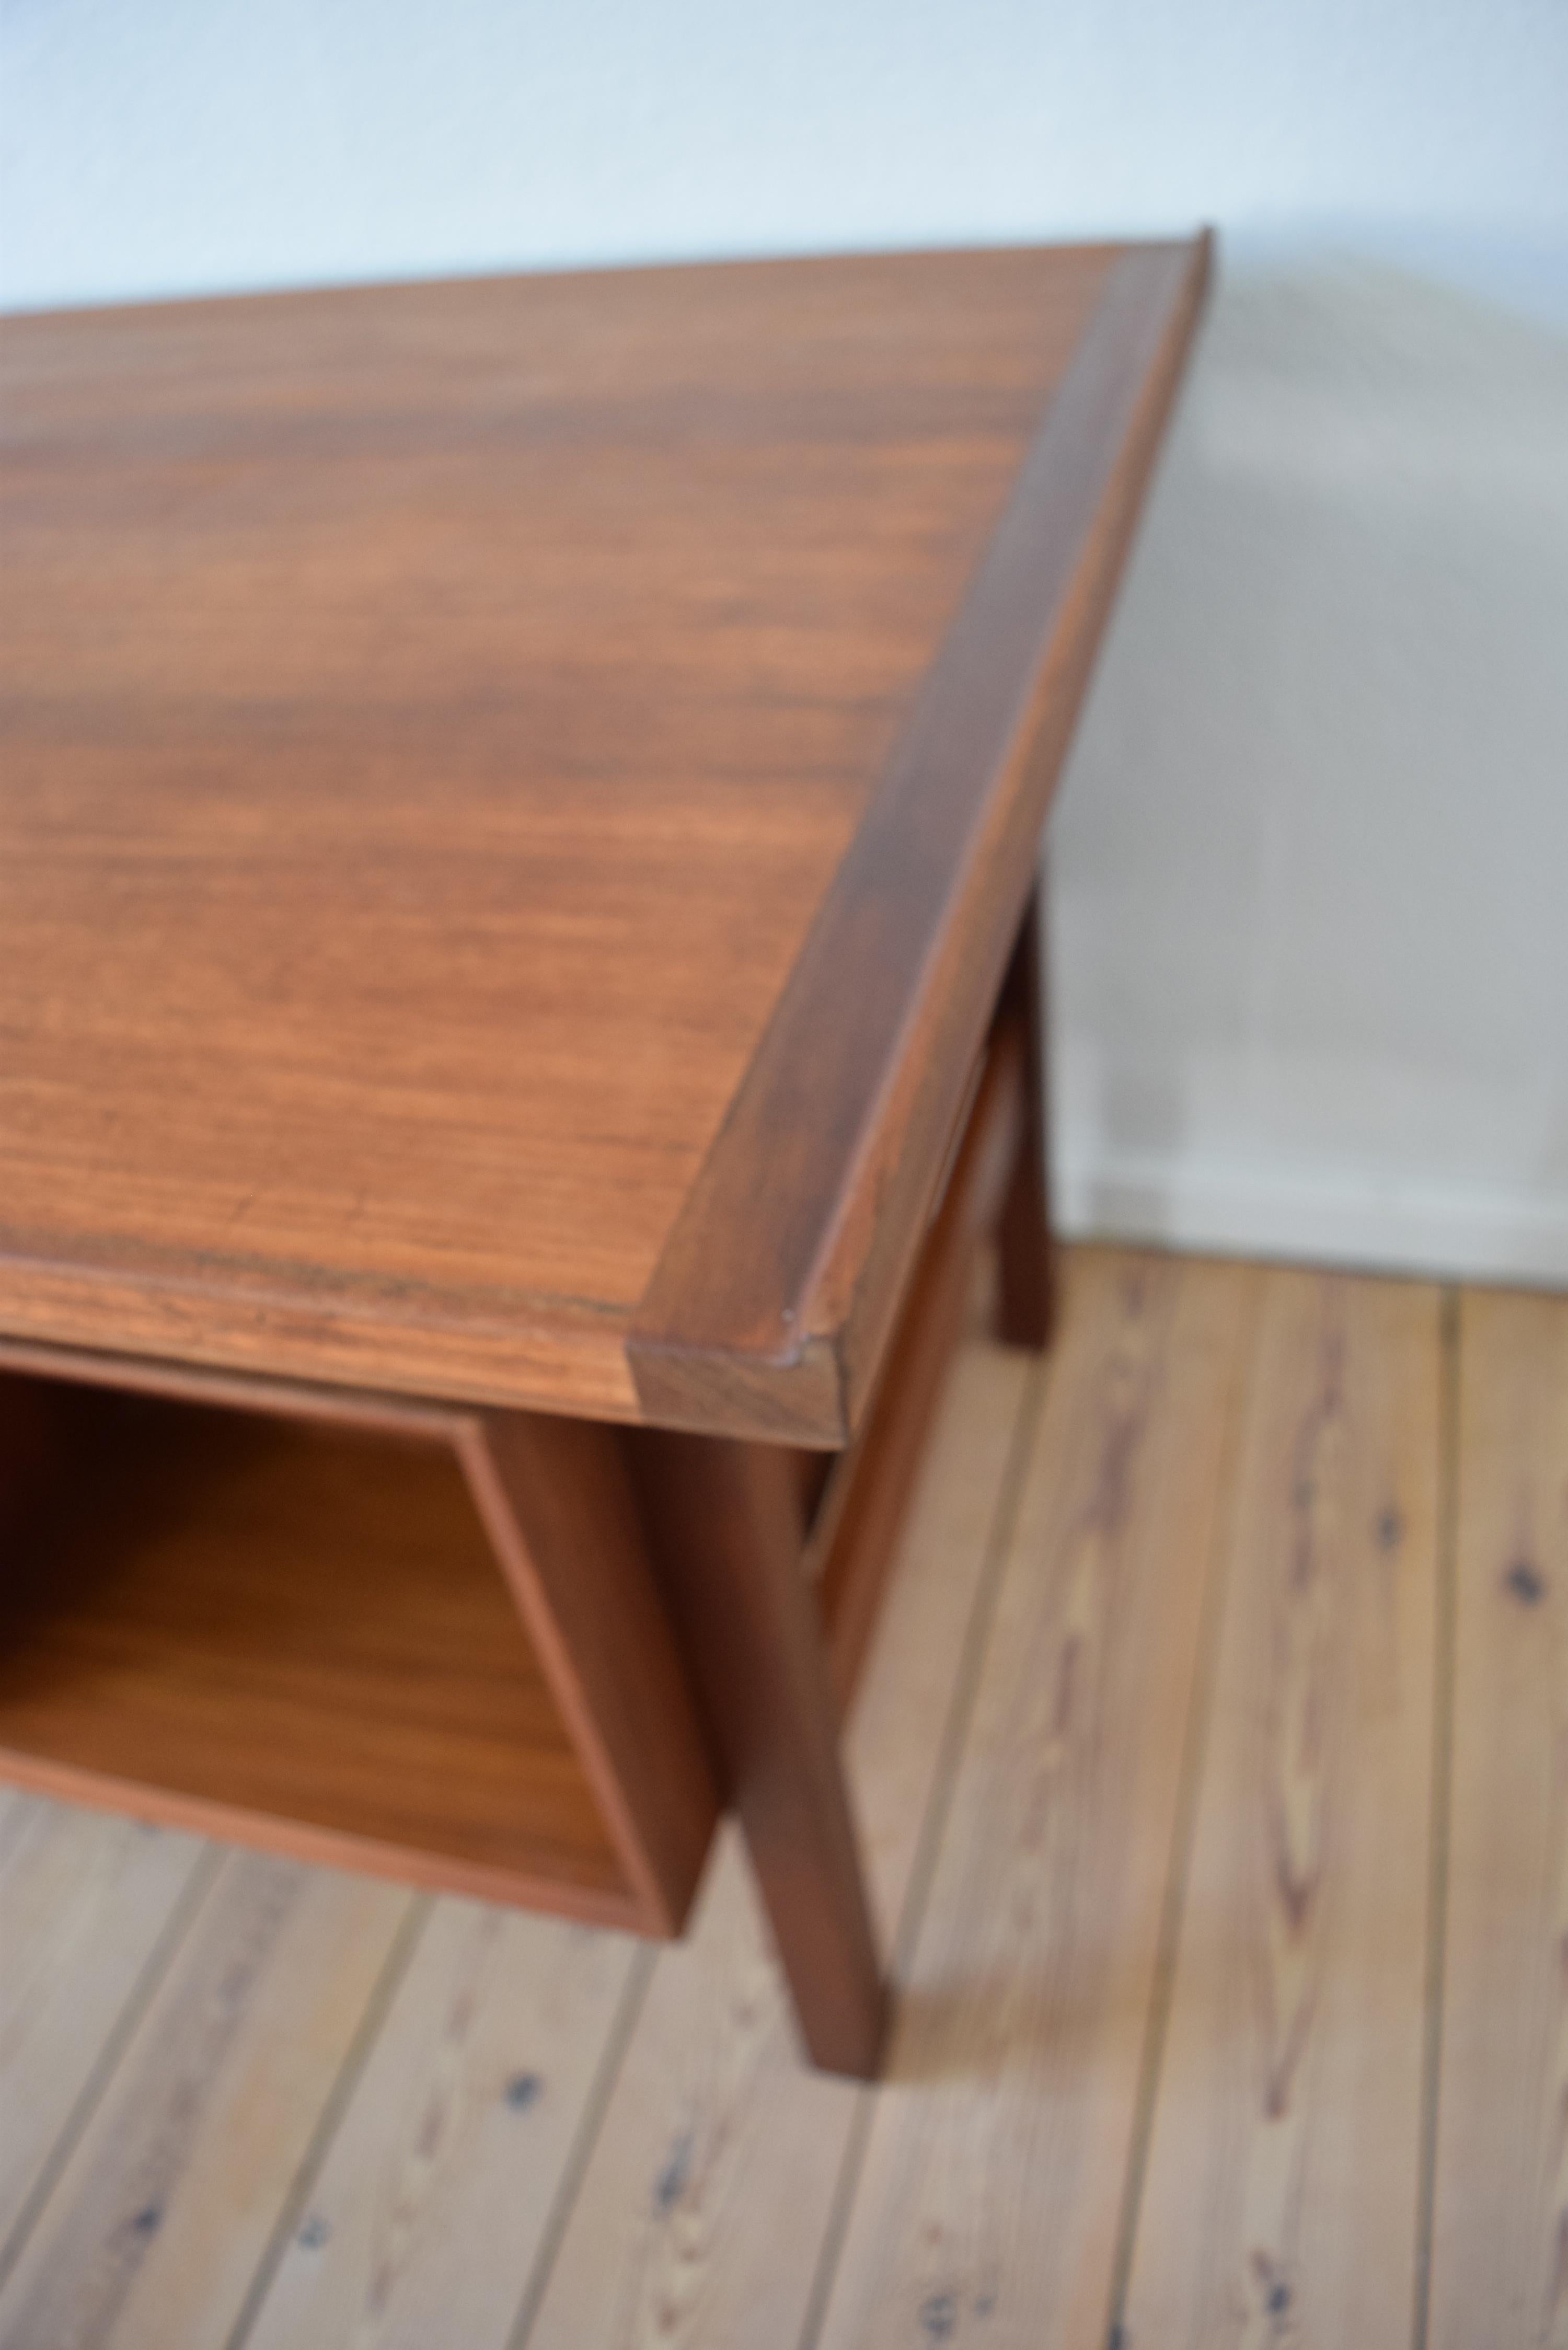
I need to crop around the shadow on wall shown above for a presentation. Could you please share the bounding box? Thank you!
[1051,255,1568,1288]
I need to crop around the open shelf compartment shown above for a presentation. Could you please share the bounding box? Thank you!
[0,1372,647,1929]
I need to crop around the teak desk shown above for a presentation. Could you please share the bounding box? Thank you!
[0,237,1209,2075]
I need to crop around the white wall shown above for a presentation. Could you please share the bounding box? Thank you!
[1055,260,1568,1284]
[5,0,1566,1286]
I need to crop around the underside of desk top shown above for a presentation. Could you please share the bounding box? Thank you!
[0,238,1210,1441]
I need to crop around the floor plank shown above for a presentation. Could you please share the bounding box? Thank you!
[524,1338,1036,2350]
[237,1900,643,2350]
[1429,1287,1568,2348]
[1121,1271,1441,2348]
[0,1849,414,2350]
[0,1795,209,2259]
[815,1250,1256,2350]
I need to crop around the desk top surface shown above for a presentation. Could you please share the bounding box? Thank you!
[0,239,1208,1439]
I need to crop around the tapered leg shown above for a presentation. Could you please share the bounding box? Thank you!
[624,1428,886,2078]
[996,867,1058,1350]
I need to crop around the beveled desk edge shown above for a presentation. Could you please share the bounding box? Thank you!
[629,233,1212,1445]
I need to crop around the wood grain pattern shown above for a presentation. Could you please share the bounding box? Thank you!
[629,239,1212,1444]
[0,245,1137,1420]
[1123,1272,1440,2349]
[0,1851,413,2350]
[816,1249,1254,2350]
[240,1899,642,2350]
[0,1385,636,1922]
[1429,1287,1568,2348]
[0,1799,207,2251]
[528,1338,1034,2348]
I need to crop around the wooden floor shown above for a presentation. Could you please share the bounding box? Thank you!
[1,1246,1563,2349]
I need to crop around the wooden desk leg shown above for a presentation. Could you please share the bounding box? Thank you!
[997,868,1058,1350]
[624,1429,886,2079]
